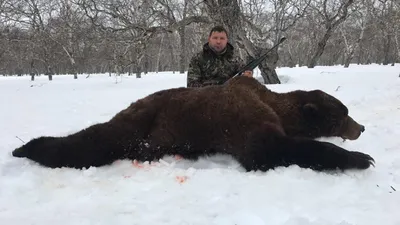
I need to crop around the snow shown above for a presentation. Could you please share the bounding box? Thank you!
[1,64,400,225]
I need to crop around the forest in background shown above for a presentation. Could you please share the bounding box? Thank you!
[0,0,399,83]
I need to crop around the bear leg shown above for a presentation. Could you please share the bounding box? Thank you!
[276,138,375,171]
[12,122,135,169]
[12,100,160,169]
[239,122,375,172]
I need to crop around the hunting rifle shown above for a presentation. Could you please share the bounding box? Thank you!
[230,37,287,78]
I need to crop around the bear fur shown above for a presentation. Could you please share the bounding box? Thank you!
[12,76,374,172]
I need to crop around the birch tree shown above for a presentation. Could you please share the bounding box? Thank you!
[242,0,311,81]
[339,0,374,68]
[306,0,354,68]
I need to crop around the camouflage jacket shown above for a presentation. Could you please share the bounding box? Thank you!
[187,42,245,87]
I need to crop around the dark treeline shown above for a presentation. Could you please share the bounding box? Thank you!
[0,0,399,83]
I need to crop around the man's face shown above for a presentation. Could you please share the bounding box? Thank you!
[208,31,228,53]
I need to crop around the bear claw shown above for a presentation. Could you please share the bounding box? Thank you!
[349,151,375,169]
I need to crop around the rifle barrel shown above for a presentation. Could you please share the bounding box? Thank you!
[232,37,287,78]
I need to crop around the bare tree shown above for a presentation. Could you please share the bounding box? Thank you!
[370,0,394,65]
[204,0,281,83]
[0,3,8,75]
[48,0,91,79]
[2,0,61,80]
[203,0,310,84]
[246,0,311,81]
[152,0,211,73]
[339,0,374,68]
[0,0,398,77]
[306,0,355,68]
[76,0,175,78]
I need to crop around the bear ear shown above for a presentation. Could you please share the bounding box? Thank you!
[302,103,319,116]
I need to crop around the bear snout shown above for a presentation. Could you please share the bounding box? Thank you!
[340,116,365,140]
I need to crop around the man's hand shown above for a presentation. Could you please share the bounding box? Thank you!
[243,70,253,77]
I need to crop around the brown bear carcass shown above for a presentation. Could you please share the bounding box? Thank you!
[12,76,374,172]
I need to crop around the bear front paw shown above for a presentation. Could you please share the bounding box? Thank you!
[347,151,375,169]
[309,141,375,171]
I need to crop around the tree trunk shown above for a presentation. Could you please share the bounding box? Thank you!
[253,51,281,84]
[178,26,186,74]
[168,35,175,73]
[46,65,53,81]
[155,34,164,73]
[257,47,281,84]
[344,52,353,68]
[395,27,400,66]
[114,64,121,77]
[30,60,35,81]
[344,25,365,68]
[203,0,281,84]
[71,61,78,79]
[382,34,391,65]
[287,46,296,68]
[108,62,112,77]
[144,54,149,74]
[308,30,333,68]
[135,62,141,78]
[357,49,362,65]
[61,46,78,79]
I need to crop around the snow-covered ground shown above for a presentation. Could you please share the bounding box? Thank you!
[1,64,399,225]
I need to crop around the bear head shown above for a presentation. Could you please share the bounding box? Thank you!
[279,89,365,140]
[224,76,365,141]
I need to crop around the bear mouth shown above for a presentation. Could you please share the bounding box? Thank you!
[341,133,361,141]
